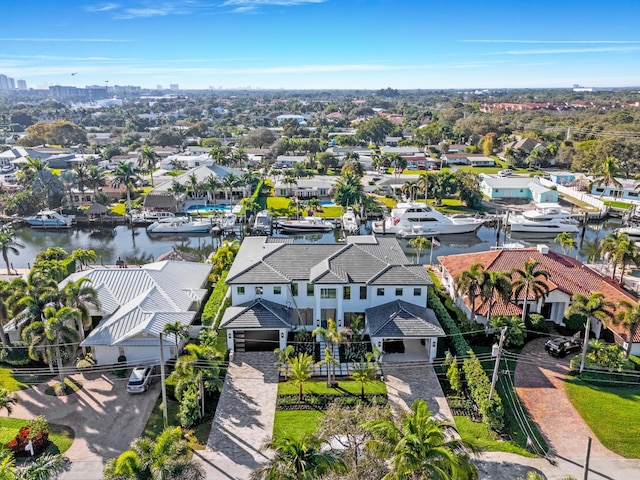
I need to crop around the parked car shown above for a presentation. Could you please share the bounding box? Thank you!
[544,337,581,357]
[3,174,17,184]
[1,165,13,173]
[126,366,155,393]
[498,169,513,177]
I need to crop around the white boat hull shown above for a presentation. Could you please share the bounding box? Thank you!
[147,218,212,234]
[509,222,580,233]
[372,221,482,235]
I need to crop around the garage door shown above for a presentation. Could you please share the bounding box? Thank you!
[235,330,279,352]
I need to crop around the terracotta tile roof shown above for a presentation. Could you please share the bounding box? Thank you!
[439,248,638,340]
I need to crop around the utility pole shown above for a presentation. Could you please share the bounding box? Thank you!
[159,332,168,428]
[583,437,592,480]
[579,317,591,373]
[489,326,507,400]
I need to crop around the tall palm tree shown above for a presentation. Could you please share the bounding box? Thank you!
[615,300,640,358]
[71,248,97,271]
[455,262,485,323]
[187,173,201,202]
[0,388,17,415]
[480,270,513,323]
[289,353,315,401]
[138,145,160,186]
[614,237,640,283]
[591,155,623,197]
[221,173,240,205]
[601,231,625,279]
[202,175,221,205]
[0,230,23,275]
[364,399,477,480]
[86,165,107,193]
[565,292,615,335]
[554,232,577,256]
[418,172,431,203]
[111,161,141,211]
[103,426,204,480]
[313,318,343,388]
[511,260,551,323]
[73,161,90,195]
[408,236,431,264]
[0,281,14,347]
[59,277,100,354]
[44,306,81,384]
[251,433,345,480]
[163,321,189,353]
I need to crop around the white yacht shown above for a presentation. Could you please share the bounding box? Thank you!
[341,207,360,234]
[615,226,640,238]
[147,217,212,234]
[508,203,580,234]
[24,210,75,228]
[130,210,174,225]
[218,213,237,232]
[253,210,272,233]
[279,216,334,233]
[371,202,485,235]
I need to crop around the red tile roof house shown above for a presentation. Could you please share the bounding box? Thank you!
[438,245,640,355]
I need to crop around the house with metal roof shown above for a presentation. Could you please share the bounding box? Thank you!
[438,246,640,355]
[62,261,212,366]
[221,236,444,361]
[480,176,558,202]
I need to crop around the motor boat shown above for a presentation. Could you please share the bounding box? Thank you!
[371,202,485,235]
[218,213,237,232]
[253,210,272,233]
[508,203,580,233]
[615,226,640,238]
[24,210,75,228]
[396,224,440,239]
[278,216,335,233]
[147,216,212,234]
[341,207,360,234]
[130,210,174,225]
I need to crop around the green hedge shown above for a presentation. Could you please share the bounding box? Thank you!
[462,352,505,430]
[428,288,471,356]
[201,271,229,327]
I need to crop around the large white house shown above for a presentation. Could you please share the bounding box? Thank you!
[221,236,444,360]
[66,261,212,365]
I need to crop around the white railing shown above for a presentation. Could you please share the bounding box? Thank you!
[538,178,608,218]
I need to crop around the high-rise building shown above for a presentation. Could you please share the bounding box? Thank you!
[170,84,179,91]
[0,74,9,90]
[17,79,27,90]
[7,78,15,90]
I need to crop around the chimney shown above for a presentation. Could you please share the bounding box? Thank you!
[536,245,549,254]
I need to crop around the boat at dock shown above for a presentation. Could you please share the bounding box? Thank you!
[278,216,335,233]
[341,207,360,234]
[508,203,580,234]
[130,210,174,225]
[24,210,75,228]
[147,216,213,234]
[371,202,485,235]
[253,210,272,233]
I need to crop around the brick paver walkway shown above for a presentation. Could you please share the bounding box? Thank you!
[197,352,279,479]
[382,361,453,423]
[514,337,619,459]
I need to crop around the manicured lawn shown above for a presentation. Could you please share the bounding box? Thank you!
[603,200,634,210]
[432,199,481,215]
[0,367,53,392]
[0,418,75,454]
[143,394,211,450]
[565,378,640,458]
[266,197,292,215]
[277,379,387,396]
[111,203,126,216]
[273,410,324,440]
[314,206,342,218]
[454,416,536,457]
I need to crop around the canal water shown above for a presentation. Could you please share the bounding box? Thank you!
[7,219,625,269]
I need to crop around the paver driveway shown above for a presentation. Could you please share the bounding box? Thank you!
[514,337,619,459]
[1,371,160,479]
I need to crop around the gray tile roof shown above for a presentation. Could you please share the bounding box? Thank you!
[366,300,444,338]
[220,298,293,329]
[369,265,433,286]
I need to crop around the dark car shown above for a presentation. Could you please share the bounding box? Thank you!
[544,337,581,357]
[126,366,155,393]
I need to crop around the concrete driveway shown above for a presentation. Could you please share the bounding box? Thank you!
[514,337,619,460]
[1,370,160,479]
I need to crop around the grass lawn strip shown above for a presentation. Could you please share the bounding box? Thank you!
[277,379,387,396]
[273,411,324,440]
[565,378,640,458]
[0,417,74,454]
[454,416,535,457]
[0,367,30,392]
[143,394,210,450]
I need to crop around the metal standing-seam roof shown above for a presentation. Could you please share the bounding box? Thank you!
[366,300,444,338]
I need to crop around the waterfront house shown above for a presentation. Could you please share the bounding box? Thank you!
[480,176,558,202]
[442,153,495,167]
[65,261,211,365]
[273,177,336,199]
[589,177,640,201]
[221,236,444,360]
[438,246,640,355]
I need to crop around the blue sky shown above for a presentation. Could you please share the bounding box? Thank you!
[2,0,640,90]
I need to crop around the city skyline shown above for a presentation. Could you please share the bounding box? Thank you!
[2,0,640,90]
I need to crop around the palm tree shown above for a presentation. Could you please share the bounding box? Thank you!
[408,236,431,264]
[71,248,96,271]
[511,260,551,323]
[251,433,345,480]
[454,262,485,323]
[103,426,204,480]
[565,292,615,335]
[313,318,343,388]
[0,388,17,415]
[0,230,23,275]
[614,237,640,283]
[615,300,640,358]
[480,270,513,323]
[45,306,81,384]
[351,361,376,400]
[418,172,431,203]
[0,281,14,347]
[111,161,141,211]
[86,165,107,193]
[601,231,625,279]
[73,161,89,195]
[163,321,189,353]
[289,353,315,401]
[555,232,577,256]
[0,450,66,480]
[202,175,221,205]
[221,173,240,205]
[60,277,100,353]
[591,155,623,197]
[187,173,201,202]
[274,344,295,380]
[138,145,160,186]
[580,238,602,264]
[364,399,477,480]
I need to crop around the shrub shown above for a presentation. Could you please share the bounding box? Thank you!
[629,355,640,371]
[446,357,462,395]
[179,387,200,428]
[462,352,504,430]
[76,352,96,370]
[526,313,546,331]
[564,313,586,332]
[0,344,31,365]
[201,271,229,327]
[113,355,127,377]
[428,288,471,356]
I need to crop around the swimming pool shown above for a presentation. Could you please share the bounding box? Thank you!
[320,201,336,207]
[184,205,231,213]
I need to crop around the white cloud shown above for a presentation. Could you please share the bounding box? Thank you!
[0,37,134,42]
[221,0,326,6]
[493,46,640,55]
[85,3,120,12]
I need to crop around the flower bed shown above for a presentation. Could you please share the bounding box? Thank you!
[8,425,49,457]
